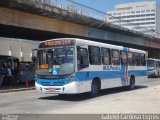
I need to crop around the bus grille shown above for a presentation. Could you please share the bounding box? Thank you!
[41,82,65,86]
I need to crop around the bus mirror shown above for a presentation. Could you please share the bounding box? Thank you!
[32,49,37,62]
[32,53,37,62]
[32,56,37,62]
[77,46,81,50]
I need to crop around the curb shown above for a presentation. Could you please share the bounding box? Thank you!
[0,87,35,93]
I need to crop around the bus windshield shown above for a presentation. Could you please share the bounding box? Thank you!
[147,60,155,69]
[36,46,74,75]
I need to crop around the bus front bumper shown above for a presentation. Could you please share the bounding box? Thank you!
[35,82,78,94]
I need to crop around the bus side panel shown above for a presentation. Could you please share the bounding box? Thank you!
[75,66,147,93]
[128,66,147,85]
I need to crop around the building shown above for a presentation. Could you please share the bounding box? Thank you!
[0,37,39,61]
[107,0,160,38]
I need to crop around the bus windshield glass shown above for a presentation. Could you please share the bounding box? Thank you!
[36,46,74,75]
[147,60,155,70]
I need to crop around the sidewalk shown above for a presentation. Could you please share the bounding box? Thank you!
[0,85,35,93]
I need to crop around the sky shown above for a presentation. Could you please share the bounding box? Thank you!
[72,0,158,13]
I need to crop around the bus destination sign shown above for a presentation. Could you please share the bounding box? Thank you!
[40,39,75,48]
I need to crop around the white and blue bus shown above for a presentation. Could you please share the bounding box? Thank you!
[147,58,160,77]
[33,38,147,97]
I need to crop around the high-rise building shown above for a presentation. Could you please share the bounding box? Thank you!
[107,0,160,38]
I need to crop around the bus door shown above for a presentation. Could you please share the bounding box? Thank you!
[76,46,89,93]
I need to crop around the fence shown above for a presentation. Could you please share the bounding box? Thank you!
[35,0,107,21]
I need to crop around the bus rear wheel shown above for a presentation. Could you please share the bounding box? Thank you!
[90,80,99,97]
[129,76,135,90]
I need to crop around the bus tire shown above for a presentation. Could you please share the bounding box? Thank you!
[2,77,8,86]
[129,76,135,90]
[90,80,99,97]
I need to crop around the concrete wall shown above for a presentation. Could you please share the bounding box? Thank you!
[148,49,160,59]
[0,37,39,61]
[0,7,86,37]
[87,27,144,45]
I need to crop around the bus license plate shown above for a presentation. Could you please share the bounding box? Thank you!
[48,88,55,91]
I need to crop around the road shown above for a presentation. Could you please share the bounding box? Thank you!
[0,78,160,114]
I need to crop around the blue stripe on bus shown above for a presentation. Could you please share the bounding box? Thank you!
[36,70,147,86]
[123,47,128,51]
[36,78,70,86]
[74,70,147,81]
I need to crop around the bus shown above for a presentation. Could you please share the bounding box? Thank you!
[33,38,147,97]
[147,58,160,77]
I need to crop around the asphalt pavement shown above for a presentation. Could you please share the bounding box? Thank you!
[0,78,160,114]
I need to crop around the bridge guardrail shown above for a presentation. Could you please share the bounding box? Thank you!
[36,0,107,21]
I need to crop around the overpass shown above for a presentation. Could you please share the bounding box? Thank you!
[0,0,160,59]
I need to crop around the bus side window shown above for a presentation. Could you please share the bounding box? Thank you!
[121,51,128,65]
[128,52,134,66]
[135,53,141,66]
[101,48,111,65]
[111,49,120,65]
[77,48,89,70]
[140,54,146,66]
[88,46,101,65]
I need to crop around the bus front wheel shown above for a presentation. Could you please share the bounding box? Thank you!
[129,76,135,90]
[90,80,99,97]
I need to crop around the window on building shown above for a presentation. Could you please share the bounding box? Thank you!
[101,48,111,65]
[141,14,145,17]
[141,19,146,21]
[141,23,146,25]
[141,10,145,13]
[136,19,141,21]
[146,10,150,12]
[151,22,155,24]
[151,14,155,16]
[136,15,140,17]
[88,46,101,65]
[111,49,120,65]
[151,9,155,12]
[131,11,135,14]
[136,11,140,13]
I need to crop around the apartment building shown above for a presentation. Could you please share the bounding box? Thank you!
[107,0,160,38]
